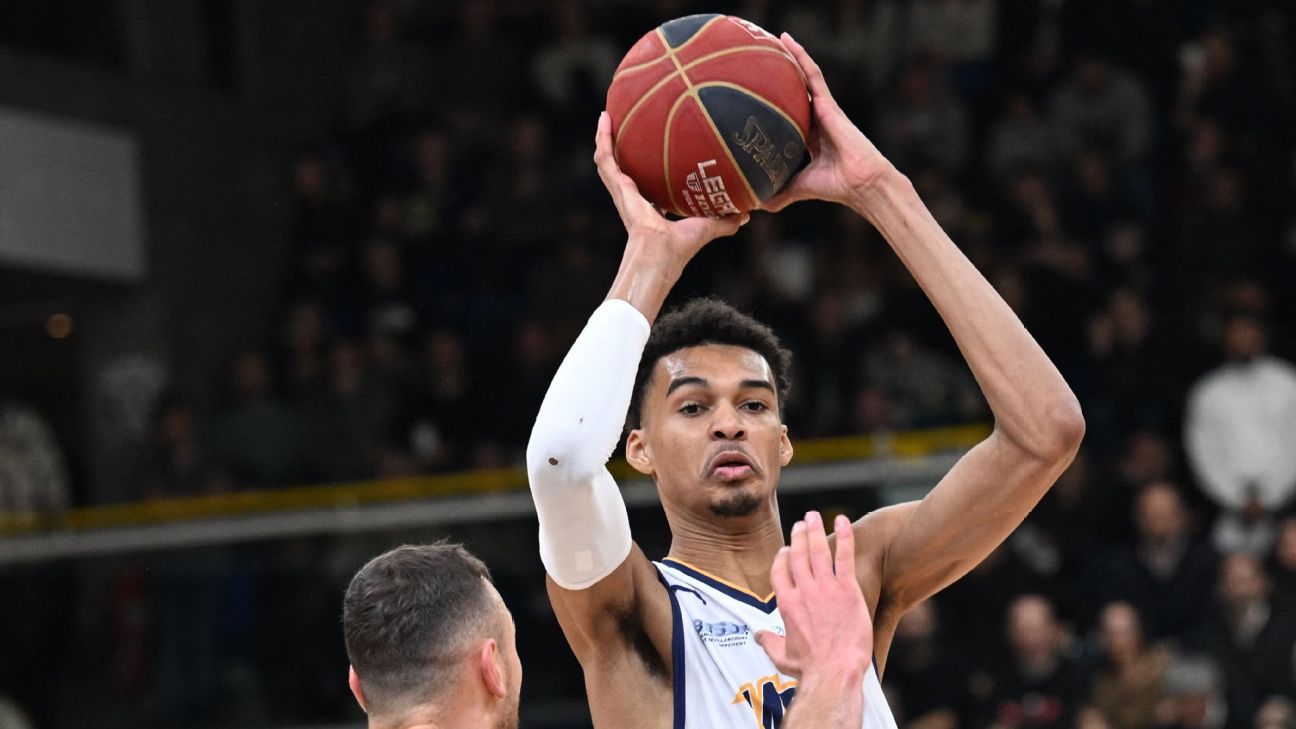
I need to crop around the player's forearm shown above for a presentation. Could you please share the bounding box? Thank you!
[783,668,865,729]
[850,170,1084,461]
[605,234,686,324]
[525,300,645,588]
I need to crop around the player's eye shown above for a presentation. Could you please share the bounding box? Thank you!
[741,400,769,412]
[678,403,704,416]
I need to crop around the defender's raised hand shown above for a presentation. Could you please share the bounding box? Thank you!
[756,512,873,729]
[756,511,873,679]
[761,34,897,214]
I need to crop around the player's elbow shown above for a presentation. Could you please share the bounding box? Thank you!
[1036,397,1086,463]
[1001,396,1085,465]
[526,423,605,490]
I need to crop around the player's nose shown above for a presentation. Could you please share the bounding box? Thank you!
[710,401,746,440]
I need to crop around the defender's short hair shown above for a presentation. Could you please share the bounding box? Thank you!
[627,297,793,430]
[343,542,496,713]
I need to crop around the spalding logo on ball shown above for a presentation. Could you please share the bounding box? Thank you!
[606,14,811,218]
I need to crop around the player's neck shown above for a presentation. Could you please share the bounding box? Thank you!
[378,697,496,729]
[666,507,785,597]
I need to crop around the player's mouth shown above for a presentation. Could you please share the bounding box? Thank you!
[705,448,757,481]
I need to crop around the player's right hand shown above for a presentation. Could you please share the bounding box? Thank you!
[594,111,748,269]
[755,511,873,681]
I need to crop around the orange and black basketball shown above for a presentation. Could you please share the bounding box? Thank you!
[606,14,812,218]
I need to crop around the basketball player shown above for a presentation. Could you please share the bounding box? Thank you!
[343,543,522,729]
[341,532,872,729]
[526,34,1085,729]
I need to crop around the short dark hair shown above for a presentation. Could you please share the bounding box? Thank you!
[343,542,496,713]
[627,297,794,430]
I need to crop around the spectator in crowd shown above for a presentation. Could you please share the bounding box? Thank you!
[1159,655,1227,729]
[1267,515,1296,616]
[1012,450,1116,612]
[908,0,996,63]
[338,0,430,136]
[303,339,397,482]
[278,297,329,403]
[798,289,866,437]
[398,127,457,246]
[209,350,304,487]
[876,55,970,175]
[1173,171,1271,303]
[882,600,966,729]
[781,0,901,95]
[429,0,523,132]
[1074,705,1117,729]
[396,329,479,472]
[1050,52,1154,166]
[986,92,1061,183]
[1254,697,1296,729]
[976,594,1086,729]
[860,329,983,430]
[1087,601,1169,729]
[359,237,421,344]
[137,394,223,499]
[0,698,32,729]
[531,0,618,112]
[1197,552,1296,729]
[0,402,69,517]
[1083,287,1178,446]
[1098,482,1218,642]
[1185,312,1296,556]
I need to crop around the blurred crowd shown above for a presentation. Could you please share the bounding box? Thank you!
[5,0,1296,727]
[130,0,1296,495]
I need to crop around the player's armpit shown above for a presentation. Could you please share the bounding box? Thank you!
[545,543,672,673]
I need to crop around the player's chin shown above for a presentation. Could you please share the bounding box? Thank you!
[707,488,765,519]
[704,479,769,518]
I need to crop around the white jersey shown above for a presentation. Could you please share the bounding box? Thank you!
[655,559,898,729]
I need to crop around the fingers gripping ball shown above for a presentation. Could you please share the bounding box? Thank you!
[606,15,811,218]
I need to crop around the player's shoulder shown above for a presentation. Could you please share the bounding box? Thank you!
[851,502,920,553]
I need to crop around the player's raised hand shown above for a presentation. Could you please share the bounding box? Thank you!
[755,512,872,681]
[760,34,897,214]
[594,111,748,267]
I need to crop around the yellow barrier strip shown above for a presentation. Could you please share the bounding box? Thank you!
[0,425,989,537]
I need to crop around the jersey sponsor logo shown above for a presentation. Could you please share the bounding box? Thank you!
[683,159,739,218]
[693,619,752,647]
[733,674,797,729]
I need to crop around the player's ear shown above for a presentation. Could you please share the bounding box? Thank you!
[779,424,793,467]
[626,428,655,476]
[479,639,508,699]
[348,665,368,713]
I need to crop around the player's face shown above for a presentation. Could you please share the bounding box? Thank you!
[628,344,793,519]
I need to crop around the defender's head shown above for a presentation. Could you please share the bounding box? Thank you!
[625,298,794,521]
[343,543,521,729]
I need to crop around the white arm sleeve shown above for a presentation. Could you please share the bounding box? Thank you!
[526,299,649,589]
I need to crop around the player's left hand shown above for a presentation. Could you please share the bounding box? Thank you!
[755,511,873,680]
[760,33,898,214]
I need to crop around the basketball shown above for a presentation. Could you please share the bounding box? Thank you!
[606,14,812,218]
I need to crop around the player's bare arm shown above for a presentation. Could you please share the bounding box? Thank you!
[770,34,1085,668]
[526,112,746,725]
[756,512,873,729]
